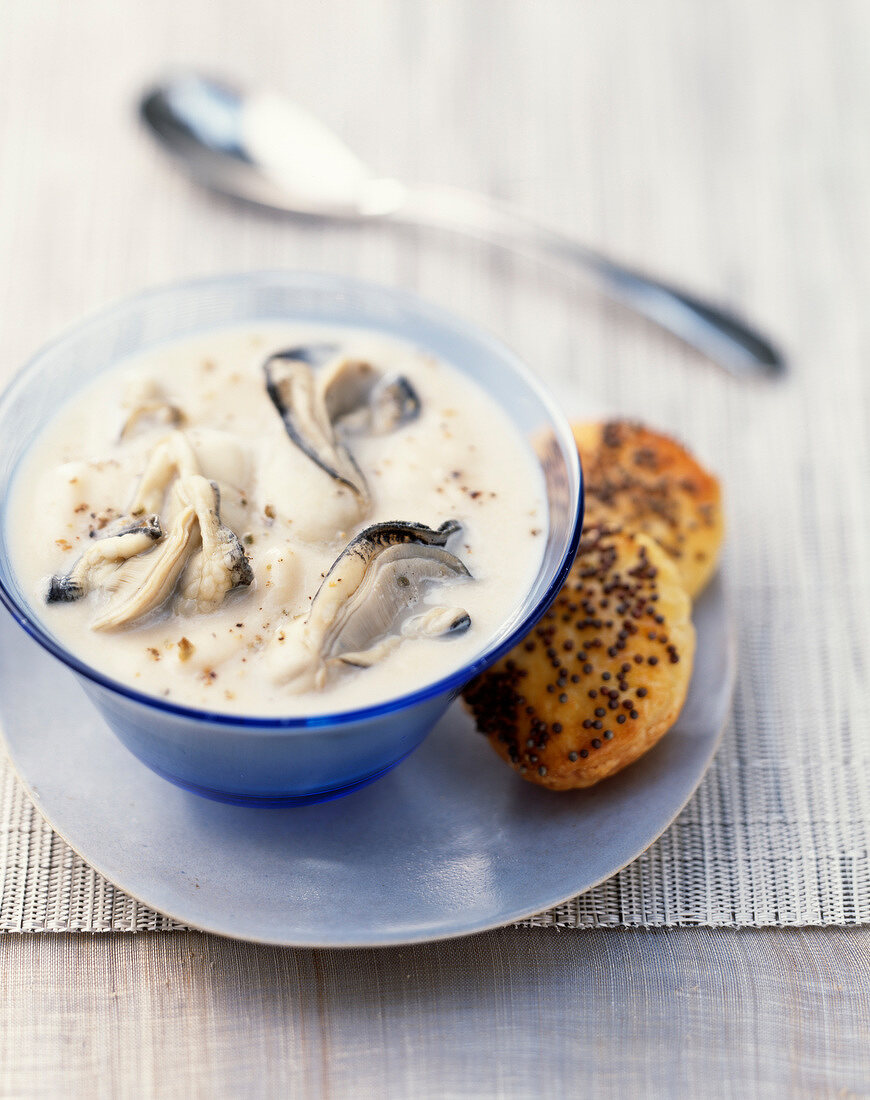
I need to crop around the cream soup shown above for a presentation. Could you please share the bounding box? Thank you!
[8,324,547,715]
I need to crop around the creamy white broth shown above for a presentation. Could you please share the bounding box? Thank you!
[8,324,546,715]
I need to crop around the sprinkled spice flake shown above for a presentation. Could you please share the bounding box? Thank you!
[461,525,695,790]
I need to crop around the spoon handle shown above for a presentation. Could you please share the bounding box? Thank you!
[384,183,784,377]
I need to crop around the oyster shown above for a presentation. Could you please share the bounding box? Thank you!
[339,606,472,668]
[273,519,471,688]
[264,349,370,504]
[45,515,163,603]
[92,482,200,631]
[93,475,252,630]
[403,605,472,639]
[263,347,421,505]
[321,359,420,436]
[79,431,253,628]
[366,375,421,434]
[178,478,254,611]
[120,380,185,439]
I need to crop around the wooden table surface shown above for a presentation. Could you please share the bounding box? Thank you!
[2,1,869,1095]
[2,929,868,1097]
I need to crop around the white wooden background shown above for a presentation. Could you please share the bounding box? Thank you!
[2,0,870,1095]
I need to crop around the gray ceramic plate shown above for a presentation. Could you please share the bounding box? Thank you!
[0,577,734,946]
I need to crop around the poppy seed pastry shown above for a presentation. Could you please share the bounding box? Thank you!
[462,526,695,789]
[573,420,723,598]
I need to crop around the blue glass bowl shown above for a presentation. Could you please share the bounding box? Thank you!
[0,272,583,806]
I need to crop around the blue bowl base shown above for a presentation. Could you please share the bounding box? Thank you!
[144,756,409,807]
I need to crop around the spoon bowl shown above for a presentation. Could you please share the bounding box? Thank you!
[141,75,398,217]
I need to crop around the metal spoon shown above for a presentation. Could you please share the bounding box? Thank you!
[140,74,785,377]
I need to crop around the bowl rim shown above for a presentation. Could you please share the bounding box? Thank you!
[0,269,584,730]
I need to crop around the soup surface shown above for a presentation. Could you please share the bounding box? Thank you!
[8,324,547,715]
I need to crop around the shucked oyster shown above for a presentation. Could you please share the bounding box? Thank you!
[310,520,471,664]
[263,347,421,508]
[271,519,471,690]
[178,477,254,612]
[46,426,253,629]
[92,480,200,631]
[92,475,252,631]
[119,379,186,440]
[321,359,420,436]
[46,515,163,603]
[336,604,473,669]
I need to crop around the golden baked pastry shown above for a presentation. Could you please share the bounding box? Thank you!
[462,526,695,789]
[573,420,723,598]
